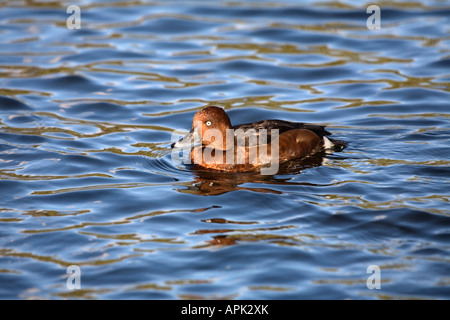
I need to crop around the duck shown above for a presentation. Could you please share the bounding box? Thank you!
[171,106,340,173]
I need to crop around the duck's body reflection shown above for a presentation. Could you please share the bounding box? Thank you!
[177,152,330,196]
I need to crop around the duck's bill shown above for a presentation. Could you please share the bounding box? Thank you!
[171,129,202,149]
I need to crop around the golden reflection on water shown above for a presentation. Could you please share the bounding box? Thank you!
[0,248,142,268]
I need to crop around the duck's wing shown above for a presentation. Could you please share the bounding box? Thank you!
[232,120,331,145]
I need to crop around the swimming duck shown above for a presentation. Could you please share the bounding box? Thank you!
[172,106,338,173]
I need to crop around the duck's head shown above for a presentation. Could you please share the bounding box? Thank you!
[172,106,232,150]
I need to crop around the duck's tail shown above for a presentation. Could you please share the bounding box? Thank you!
[324,137,347,151]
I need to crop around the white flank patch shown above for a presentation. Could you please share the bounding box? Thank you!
[323,136,334,149]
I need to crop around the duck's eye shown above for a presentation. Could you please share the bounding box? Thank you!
[205,121,212,126]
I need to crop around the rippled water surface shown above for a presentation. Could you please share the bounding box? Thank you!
[0,0,449,299]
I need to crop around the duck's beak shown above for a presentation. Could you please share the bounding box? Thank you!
[171,128,202,149]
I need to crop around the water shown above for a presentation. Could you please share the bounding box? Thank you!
[0,0,449,300]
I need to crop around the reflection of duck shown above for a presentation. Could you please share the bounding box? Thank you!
[175,154,328,196]
[172,106,343,173]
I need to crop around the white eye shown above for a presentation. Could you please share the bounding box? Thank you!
[205,121,212,126]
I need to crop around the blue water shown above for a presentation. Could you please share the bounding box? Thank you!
[0,0,449,299]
